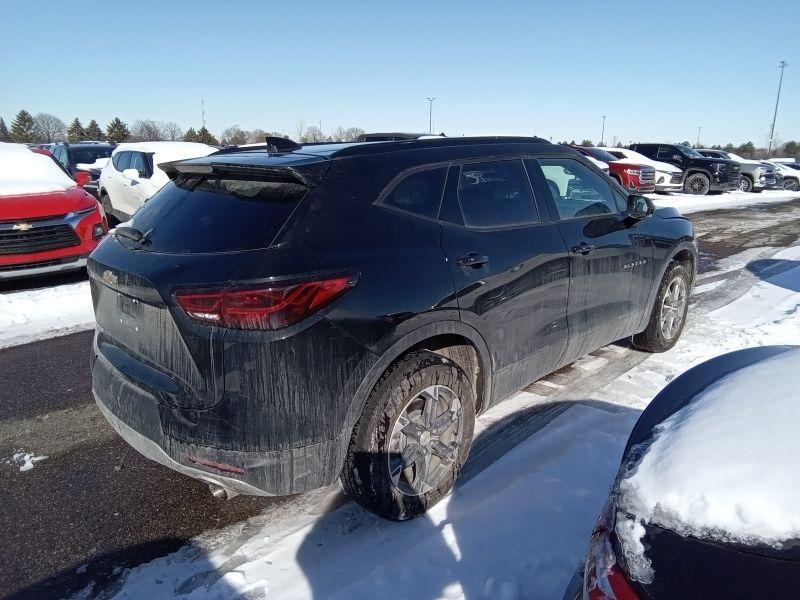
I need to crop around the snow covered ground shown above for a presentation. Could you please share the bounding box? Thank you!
[648,189,800,214]
[68,244,800,600]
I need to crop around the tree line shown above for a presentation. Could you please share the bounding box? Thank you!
[0,110,365,147]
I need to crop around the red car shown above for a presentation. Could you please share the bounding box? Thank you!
[572,146,656,193]
[1,144,108,279]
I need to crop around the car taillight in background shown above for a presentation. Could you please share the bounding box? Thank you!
[175,274,356,331]
[584,502,639,600]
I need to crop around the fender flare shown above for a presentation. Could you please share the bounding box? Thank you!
[636,240,698,332]
[342,320,493,434]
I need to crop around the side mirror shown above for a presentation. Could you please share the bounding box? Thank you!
[626,195,652,220]
[122,168,140,181]
[74,171,92,187]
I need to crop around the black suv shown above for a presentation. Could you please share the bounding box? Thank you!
[51,141,116,198]
[629,143,740,195]
[89,137,697,520]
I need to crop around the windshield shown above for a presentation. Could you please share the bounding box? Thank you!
[71,147,113,164]
[677,145,703,158]
[583,147,619,163]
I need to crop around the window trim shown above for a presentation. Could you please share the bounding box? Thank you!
[533,156,626,223]
[375,162,452,223]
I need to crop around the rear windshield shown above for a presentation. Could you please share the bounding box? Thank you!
[127,174,307,253]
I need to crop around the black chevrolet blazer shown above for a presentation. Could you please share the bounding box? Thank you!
[89,137,697,520]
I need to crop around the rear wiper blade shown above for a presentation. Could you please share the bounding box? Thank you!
[115,226,153,246]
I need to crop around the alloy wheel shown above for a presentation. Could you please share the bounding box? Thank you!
[660,277,688,340]
[387,385,465,496]
[686,174,709,195]
[785,179,799,192]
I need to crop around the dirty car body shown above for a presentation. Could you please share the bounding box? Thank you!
[89,137,697,500]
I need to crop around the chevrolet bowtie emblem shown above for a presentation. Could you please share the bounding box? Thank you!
[102,269,119,285]
[12,223,33,232]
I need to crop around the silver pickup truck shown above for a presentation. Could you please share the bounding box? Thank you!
[697,149,778,192]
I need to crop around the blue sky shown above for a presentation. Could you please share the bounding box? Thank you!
[1,1,798,146]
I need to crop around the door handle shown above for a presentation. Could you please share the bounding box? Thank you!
[457,253,489,268]
[570,243,595,255]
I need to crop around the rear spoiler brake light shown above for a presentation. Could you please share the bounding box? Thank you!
[158,162,315,187]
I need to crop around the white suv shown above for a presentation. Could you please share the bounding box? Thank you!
[98,142,216,223]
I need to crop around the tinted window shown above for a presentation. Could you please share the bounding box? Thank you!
[382,167,446,219]
[129,152,147,177]
[69,147,113,165]
[456,160,537,228]
[114,152,131,171]
[657,145,677,160]
[582,147,619,163]
[127,175,307,253]
[539,158,620,219]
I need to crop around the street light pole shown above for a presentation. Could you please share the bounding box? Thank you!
[427,98,436,134]
[696,125,702,148]
[767,60,788,157]
[600,115,606,146]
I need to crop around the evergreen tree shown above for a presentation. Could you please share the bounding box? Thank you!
[183,127,198,142]
[106,117,130,143]
[67,118,85,142]
[10,110,40,143]
[196,126,219,145]
[0,117,9,142]
[84,119,104,141]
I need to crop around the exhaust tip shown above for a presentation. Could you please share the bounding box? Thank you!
[208,482,239,500]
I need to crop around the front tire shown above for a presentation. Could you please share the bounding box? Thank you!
[739,175,754,193]
[684,172,710,195]
[341,351,475,521]
[632,262,691,353]
[100,193,120,227]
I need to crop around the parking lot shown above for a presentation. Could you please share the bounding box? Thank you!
[2,195,799,599]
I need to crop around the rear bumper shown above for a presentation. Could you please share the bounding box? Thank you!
[91,342,351,496]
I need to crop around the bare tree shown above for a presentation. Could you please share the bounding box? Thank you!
[342,126,365,142]
[130,119,163,141]
[220,125,248,146]
[33,113,66,142]
[294,119,305,142]
[161,121,184,141]
[246,128,267,143]
[301,125,328,143]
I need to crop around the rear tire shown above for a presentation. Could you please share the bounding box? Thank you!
[341,351,475,521]
[100,193,120,227]
[632,262,691,353]
[784,178,799,192]
[684,172,710,195]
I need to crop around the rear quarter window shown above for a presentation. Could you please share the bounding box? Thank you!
[127,175,307,253]
[380,167,447,219]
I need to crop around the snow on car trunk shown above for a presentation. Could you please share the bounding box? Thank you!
[617,347,800,554]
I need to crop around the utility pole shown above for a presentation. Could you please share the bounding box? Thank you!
[600,115,606,146]
[767,60,788,157]
[696,125,702,148]
[427,98,436,134]
[201,97,206,129]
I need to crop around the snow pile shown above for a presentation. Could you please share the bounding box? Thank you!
[649,189,800,214]
[0,280,94,348]
[0,143,76,196]
[6,449,48,472]
[75,157,110,171]
[618,347,800,549]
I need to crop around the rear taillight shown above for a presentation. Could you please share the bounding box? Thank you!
[584,502,639,600]
[175,274,355,331]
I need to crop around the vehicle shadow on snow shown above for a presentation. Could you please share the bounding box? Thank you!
[294,399,640,600]
[4,539,244,600]
[745,259,800,292]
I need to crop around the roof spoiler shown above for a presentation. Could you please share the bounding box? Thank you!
[158,161,316,187]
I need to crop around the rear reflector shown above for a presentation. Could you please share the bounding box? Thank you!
[175,274,354,331]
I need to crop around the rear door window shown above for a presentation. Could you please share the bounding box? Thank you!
[455,160,538,228]
[380,167,447,219]
[128,152,147,177]
[126,175,308,253]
